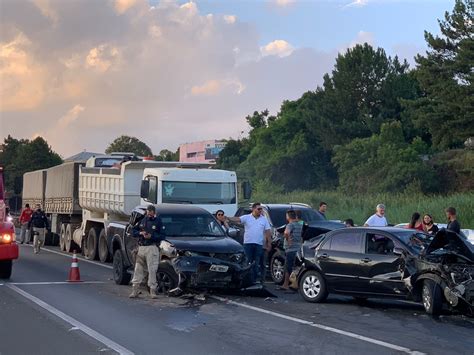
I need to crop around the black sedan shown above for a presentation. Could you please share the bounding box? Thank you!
[297,227,474,315]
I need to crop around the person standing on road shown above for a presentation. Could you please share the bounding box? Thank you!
[364,204,388,227]
[28,204,49,254]
[129,205,164,299]
[423,214,439,235]
[227,203,271,284]
[445,207,461,235]
[19,203,33,244]
[280,210,303,291]
[316,202,328,220]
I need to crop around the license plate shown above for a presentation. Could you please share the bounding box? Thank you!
[209,265,229,272]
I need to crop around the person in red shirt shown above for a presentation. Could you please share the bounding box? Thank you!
[19,203,33,244]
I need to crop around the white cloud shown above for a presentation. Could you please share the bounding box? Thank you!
[349,31,375,48]
[85,44,120,72]
[58,105,85,128]
[274,0,296,7]
[31,0,59,25]
[261,40,294,58]
[224,15,237,24]
[148,25,163,38]
[343,0,369,9]
[191,80,221,96]
[114,0,138,15]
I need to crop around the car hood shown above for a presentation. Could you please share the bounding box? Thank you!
[166,236,244,254]
[425,229,474,262]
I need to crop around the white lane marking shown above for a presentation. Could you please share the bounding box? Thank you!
[7,284,134,355]
[22,244,113,270]
[9,281,105,285]
[211,295,425,355]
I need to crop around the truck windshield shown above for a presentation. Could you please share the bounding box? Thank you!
[160,214,226,237]
[162,182,236,205]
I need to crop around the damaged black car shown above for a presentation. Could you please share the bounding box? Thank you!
[110,204,253,293]
[297,227,474,316]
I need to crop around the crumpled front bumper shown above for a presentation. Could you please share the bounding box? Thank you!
[171,255,253,290]
[0,243,19,261]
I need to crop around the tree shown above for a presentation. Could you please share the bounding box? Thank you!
[308,44,420,150]
[0,136,62,197]
[332,122,438,194]
[154,149,179,161]
[105,135,153,156]
[407,0,474,149]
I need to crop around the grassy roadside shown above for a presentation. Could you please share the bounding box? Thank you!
[251,190,474,228]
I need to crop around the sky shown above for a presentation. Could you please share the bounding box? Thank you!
[0,0,454,158]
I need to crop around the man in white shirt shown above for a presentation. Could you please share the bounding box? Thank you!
[364,204,388,227]
[228,203,271,284]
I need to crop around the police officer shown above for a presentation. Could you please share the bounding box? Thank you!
[129,205,163,299]
[28,204,50,254]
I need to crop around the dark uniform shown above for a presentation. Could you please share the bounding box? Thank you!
[28,209,49,254]
[129,210,164,299]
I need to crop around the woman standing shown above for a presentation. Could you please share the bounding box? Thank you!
[407,212,424,231]
[423,214,439,235]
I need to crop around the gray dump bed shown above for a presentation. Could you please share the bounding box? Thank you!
[22,170,47,208]
[44,162,83,215]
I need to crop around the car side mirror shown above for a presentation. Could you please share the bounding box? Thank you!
[140,180,150,199]
[227,227,239,238]
[393,247,404,256]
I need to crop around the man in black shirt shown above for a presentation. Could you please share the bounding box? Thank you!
[445,207,461,235]
[129,205,164,299]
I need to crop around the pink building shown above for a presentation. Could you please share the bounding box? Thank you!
[179,140,226,163]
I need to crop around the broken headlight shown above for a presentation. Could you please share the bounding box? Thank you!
[230,252,245,263]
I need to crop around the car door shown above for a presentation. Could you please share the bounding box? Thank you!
[316,230,365,292]
[358,232,408,296]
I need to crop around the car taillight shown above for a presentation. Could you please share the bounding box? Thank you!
[0,234,12,243]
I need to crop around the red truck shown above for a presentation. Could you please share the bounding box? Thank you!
[0,166,19,279]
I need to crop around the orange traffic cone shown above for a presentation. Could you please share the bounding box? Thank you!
[67,251,82,282]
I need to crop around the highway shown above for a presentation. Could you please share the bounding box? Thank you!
[1,243,473,355]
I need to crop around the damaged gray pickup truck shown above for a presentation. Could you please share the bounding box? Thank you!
[110,204,253,293]
[297,227,474,316]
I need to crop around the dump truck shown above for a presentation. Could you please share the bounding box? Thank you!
[23,157,241,263]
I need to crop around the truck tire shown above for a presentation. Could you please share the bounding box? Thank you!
[0,260,13,279]
[65,224,79,253]
[113,249,131,285]
[98,229,110,263]
[44,231,53,246]
[59,224,66,251]
[85,227,100,260]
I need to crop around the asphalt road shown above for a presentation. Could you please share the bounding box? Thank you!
[1,243,473,355]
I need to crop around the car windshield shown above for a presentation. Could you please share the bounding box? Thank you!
[269,207,324,227]
[162,181,236,205]
[159,213,226,237]
[394,231,433,255]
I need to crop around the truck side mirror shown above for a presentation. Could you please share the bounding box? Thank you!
[140,180,150,199]
[242,181,252,200]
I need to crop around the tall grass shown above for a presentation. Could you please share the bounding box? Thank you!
[252,190,474,228]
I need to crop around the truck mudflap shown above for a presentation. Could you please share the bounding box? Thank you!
[0,243,19,260]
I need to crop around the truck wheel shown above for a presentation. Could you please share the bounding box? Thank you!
[98,229,110,263]
[0,260,13,279]
[65,224,79,253]
[113,249,131,285]
[59,224,66,251]
[85,228,99,260]
[422,279,443,315]
[44,231,53,246]
[156,262,178,294]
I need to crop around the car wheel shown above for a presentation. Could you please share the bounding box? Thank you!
[299,270,328,303]
[422,279,443,315]
[0,260,12,279]
[270,254,285,285]
[113,249,131,285]
[98,229,110,263]
[156,262,178,294]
